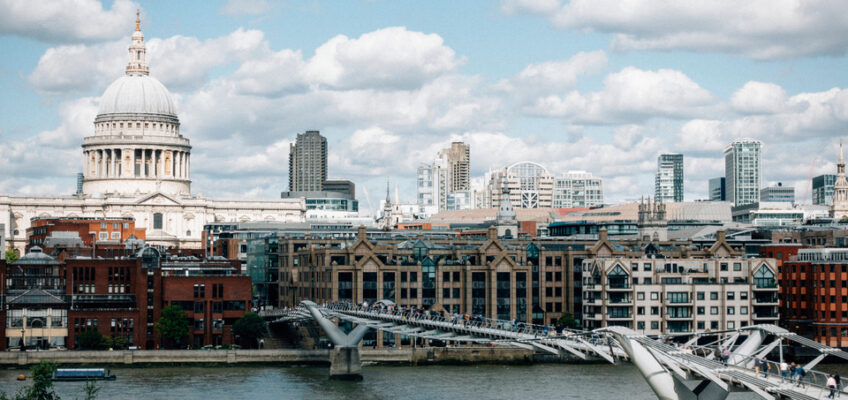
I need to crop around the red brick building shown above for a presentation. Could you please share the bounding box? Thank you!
[784,248,848,346]
[759,243,807,334]
[27,217,146,251]
[1,246,251,350]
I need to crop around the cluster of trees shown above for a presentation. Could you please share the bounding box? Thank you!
[5,248,19,264]
[154,305,266,349]
[0,361,98,400]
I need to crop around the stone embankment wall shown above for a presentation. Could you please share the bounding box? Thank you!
[0,347,542,366]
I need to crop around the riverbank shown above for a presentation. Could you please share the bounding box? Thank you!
[0,347,572,368]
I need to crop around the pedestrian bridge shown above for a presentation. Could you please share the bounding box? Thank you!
[263,301,848,399]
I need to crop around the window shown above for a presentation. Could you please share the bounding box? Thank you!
[651,307,659,315]
[637,307,645,315]
[740,306,748,315]
[443,272,451,282]
[711,321,719,329]
[697,307,705,315]
[643,263,652,271]
[733,263,742,271]
[710,307,718,315]
[637,321,645,330]
[631,263,639,271]
[637,292,645,300]
[101,222,107,229]
[697,292,705,300]
[740,292,748,300]
[650,292,659,300]
[710,292,718,300]
[727,321,735,329]
[697,321,705,330]
[651,321,659,330]
[153,213,163,229]
[410,272,418,282]
[111,231,121,239]
[727,307,735,315]
[113,222,120,229]
[720,263,728,271]
[99,232,108,240]
[727,292,735,300]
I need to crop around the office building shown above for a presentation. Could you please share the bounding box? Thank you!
[760,183,794,203]
[323,180,355,199]
[288,130,327,192]
[0,245,251,350]
[709,177,726,201]
[553,171,604,208]
[416,142,472,211]
[489,162,555,209]
[812,174,836,206]
[655,154,683,202]
[724,139,762,207]
[785,248,848,347]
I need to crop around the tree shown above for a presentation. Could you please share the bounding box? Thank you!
[81,380,100,400]
[77,330,105,350]
[556,312,580,330]
[21,360,60,400]
[232,312,266,348]
[105,336,128,350]
[5,248,19,264]
[155,305,189,349]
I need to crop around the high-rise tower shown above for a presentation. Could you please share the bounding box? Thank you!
[724,139,762,207]
[655,154,683,203]
[288,130,327,192]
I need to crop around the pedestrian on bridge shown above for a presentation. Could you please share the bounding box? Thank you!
[780,361,789,382]
[753,356,762,376]
[828,375,838,398]
[836,372,842,397]
[761,359,770,378]
[721,348,730,366]
[795,366,807,388]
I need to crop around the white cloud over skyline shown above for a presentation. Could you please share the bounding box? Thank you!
[2,1,848,214]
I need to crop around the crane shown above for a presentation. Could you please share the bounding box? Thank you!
[803,157,817,205]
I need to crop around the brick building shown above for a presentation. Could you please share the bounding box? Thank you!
[1,246,250,350]
[784,248,848,347]
[26,217,146,251]
[759,243,807,334]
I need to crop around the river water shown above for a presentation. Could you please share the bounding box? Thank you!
[1,362,844,399]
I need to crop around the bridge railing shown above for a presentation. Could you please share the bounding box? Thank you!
[321,301,587,340]
[728,351,838,396]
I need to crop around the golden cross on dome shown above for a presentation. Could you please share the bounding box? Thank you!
[135,9,140,31]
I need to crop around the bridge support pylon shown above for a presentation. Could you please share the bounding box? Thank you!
[608,330,728,400]
[301,301,369,380]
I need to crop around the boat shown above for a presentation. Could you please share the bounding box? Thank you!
[52,368,117,381]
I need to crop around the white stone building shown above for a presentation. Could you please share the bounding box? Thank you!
[1,16,304,252]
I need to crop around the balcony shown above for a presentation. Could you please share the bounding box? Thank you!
[753,296,779,305]
[606,313,632,320]
[753,313,779,319]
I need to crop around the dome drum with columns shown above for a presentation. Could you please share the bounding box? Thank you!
[81,11,191,197]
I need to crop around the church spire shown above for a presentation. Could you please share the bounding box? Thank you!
[126,10,149,76]
[840,139,845,175]
[830,138,848,219]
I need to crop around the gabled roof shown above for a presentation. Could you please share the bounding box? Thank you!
[8,289,66,306]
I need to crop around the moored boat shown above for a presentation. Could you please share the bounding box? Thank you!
[52,368,116,381]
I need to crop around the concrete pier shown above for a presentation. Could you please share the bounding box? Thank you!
[328,347,362,380]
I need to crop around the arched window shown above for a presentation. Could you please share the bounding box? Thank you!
[153,213,163,229]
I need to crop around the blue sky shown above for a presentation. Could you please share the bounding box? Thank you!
[2,0,848,214]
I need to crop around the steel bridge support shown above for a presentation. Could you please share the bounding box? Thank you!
[302,301,369,380]
[609,331,728,400]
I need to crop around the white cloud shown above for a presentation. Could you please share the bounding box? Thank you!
[500,0,562,15]
[220,0,270,16]
[525,67,716,123]
[305,27,465,90]
[0,0,138,43]
[28,28,270,95]
[730,81,789,115]
[503,0,848,59]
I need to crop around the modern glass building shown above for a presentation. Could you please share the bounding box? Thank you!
[655,154,684,202]
[553,171,604,208]
[760,183,794,203]
[709,177,726,201]
[813,174,836,206]
[725,139,762,207]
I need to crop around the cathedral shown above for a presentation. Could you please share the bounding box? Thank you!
[830,140,848,220]
[0,14,304,252]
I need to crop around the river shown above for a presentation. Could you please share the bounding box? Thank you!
[1,362,845,399]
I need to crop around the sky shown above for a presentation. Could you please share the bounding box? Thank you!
[2,0,848,216]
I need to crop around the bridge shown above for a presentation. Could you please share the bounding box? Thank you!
[262,301,848,399]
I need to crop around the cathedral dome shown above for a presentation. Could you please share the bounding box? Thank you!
[97,75,176,117]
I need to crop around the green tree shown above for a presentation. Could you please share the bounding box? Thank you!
[105,336,128,350]
[22,360,60,400]
[76,330,105,350]
[5,248,19,264]
[155,305,189,349]
[232,312,266,348]
[556,312,580,330]
[80,380,100,400]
